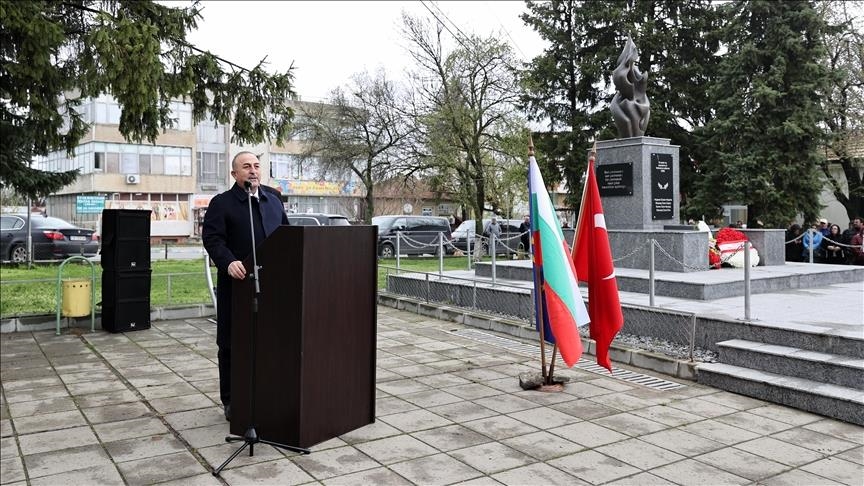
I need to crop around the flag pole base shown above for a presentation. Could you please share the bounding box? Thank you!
[518,372,569,391]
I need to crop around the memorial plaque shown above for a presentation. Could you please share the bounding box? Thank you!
[651,153,673,219]
[597,163,633,197]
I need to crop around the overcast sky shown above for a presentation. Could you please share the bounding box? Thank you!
[178,1,546,102]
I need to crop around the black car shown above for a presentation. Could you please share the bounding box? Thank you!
[285,213,351,226]
[372,215,452,257]
[1,214,99,262]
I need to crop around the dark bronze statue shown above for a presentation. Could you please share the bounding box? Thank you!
[611,36,650,138]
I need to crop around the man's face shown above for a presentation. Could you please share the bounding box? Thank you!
[854,218,863,230]
[523,216,529,224]
[231,153,260,190]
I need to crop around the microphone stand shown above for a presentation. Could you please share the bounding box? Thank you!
[213,182,310,476]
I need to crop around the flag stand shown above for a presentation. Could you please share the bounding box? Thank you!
[534,285,549,382]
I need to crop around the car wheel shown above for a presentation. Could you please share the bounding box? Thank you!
[10,244,27,263]
[379,243,395,258]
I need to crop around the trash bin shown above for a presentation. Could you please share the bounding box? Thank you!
[62,279,92,317]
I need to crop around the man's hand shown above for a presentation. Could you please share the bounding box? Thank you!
[228,260,247,280]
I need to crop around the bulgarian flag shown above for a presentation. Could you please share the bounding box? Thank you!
[529,151,589,367]
[572,147,624,371]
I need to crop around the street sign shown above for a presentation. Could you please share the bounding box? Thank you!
[76,195,106,214]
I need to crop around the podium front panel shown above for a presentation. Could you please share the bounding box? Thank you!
[230,225,377,447]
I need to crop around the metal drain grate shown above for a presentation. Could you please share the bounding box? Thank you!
[450,328,685,391]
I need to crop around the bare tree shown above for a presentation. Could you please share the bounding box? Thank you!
[402,14,526,233]
[296,69,414,222]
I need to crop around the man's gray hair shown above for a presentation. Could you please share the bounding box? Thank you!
[231,151,260,168]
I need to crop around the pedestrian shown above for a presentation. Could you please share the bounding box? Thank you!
[785,223,803,262]
[519,214,531,257]
[801,223,825,263]
[202,151,289,422]
[821,224,846,265]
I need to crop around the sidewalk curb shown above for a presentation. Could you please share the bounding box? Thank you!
[0,304,215,333]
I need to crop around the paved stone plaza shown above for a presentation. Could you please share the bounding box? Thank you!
[1,307,862,485]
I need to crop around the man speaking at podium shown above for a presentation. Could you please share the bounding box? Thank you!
[202,151,289,421]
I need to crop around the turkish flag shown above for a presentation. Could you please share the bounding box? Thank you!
[572,151,624,371]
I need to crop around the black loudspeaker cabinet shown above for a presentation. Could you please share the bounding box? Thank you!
[101,209,151,270]
[101,270,151,333]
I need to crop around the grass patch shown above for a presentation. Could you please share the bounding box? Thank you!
[0,255,496,317]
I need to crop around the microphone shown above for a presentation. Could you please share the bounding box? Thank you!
[244,180,252,192]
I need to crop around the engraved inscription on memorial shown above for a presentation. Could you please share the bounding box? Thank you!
[651,153,673,219]
[597,163,633,197]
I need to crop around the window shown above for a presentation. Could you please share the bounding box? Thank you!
[169,101,192,131]
[196,113,225,144]
[270,153,295,179]
[421,207,433,216]
[121,145,138,174]
[197,152,225,183]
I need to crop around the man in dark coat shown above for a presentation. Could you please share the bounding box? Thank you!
[202,151,289,421]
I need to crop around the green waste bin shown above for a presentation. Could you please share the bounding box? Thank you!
[62,279,92,317]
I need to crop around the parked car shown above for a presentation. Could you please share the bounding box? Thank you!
[450,219,525,256]
[0,214,99,262]
[372,215,452,258]
[285,213,351,226]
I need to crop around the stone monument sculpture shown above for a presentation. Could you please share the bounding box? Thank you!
[610,36,650,138]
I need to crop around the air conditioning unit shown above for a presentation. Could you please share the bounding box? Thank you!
[125,174,140,184]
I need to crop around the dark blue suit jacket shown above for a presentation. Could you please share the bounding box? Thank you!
[202,183,288,346]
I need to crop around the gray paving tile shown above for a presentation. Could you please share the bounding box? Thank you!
[338,420,402,445]
[0,456,25,483]
[6,396,77,418]
[472,394,539,414]
[0,436,18,459]
[127,372,187,388]
[747,404,825,426]
[606,472,678,485]
[414,372,473,388]
[321,466,413,486]
[388,453,482,486]
[639,428,726,456]
[550,398,617,420]
[0,419,11,438]
[678,418,762,445]
[507,406,581,429]
[219,459,315,485]
[593,412,668,437]
[548,449,640,484]
[551,421,629,448]
[461,415,539,441]
[771,427,860,456]
[804,419,864,444]
[82,401,151,424]
[734,436,825,466]
[3,385,69,404]
[376,378,433,396]
[596,437,686,470]
[379,409,452,433]
[800,456,864,485]
[694,446,789,481]
[427,400,498,422]
[491,462,586,486]
[105,433,187,463]
[163,406,225,430]
[18,425,98,456]
[375,396,420,416]
[412,424,493,453]
[116,450,207,485]
[66,379,129,396]
[701,391,767,410]
[715,410,795,435]
[29,464,125,486]
[666,396,740,418]
[835,445,862,464]
[290,445,380,480]
[136,381,202,400]
[23,443,112,479]
[12,409,86,436]
[399,389,464,408]
[148,393,215,414]
[75,389,140,409]
[630,404,705,427]
[514,389,580,406]
[2,376,63,392]
[760,469,845,486]
[176,423,232,449]
[93,416,170,443]
[450,442,536,474]
[651,458,749,485]
[500,430,583,461]
[354,435,438,465]
[59,369,115,384]
[442,383,504,400]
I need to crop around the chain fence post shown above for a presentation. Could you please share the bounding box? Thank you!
[396,231,401,272]
[491,234,497,285]
[472,279,477,310]
[649,239,656,307]
[467,235,472,270]
[166,274,172,305]
[689,313,697,361]
[808,228,814,263]
[744,241,751,321]
[425,272,430,304]
[438,232,444,276]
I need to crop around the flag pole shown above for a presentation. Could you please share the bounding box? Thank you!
[547,345,558,385]
[528,138,549,382]
[572,142,597,254]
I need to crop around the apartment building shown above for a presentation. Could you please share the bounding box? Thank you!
[35,96,368,243]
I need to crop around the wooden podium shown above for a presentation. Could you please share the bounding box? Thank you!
[229,225,377,448]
